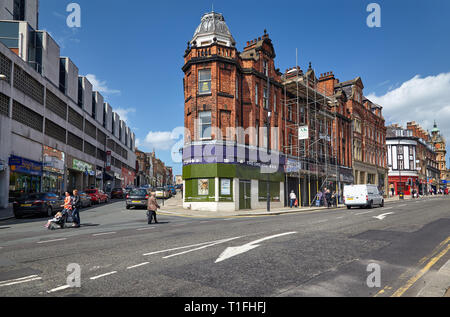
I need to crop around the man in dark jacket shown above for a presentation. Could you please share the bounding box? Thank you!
[72,189,82,228]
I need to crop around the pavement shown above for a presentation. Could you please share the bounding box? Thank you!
[0,205,13,221]
[156,193,444,218]
[0,193,449,297]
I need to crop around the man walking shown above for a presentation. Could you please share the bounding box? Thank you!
[289,191,297,208]
[147,192,160,224]
[71,189,81,228]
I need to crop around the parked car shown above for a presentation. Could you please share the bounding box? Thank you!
[85,189,108,204]
[126,189,149,209]
[155,187,170,199]
[124,187,134,196]
[111,188,125,199]
[13,193,64,219]
[79,192,92,208]
[344,185,384,209]
[168,186,176,196]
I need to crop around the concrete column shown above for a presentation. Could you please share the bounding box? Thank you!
[215,177,219,202]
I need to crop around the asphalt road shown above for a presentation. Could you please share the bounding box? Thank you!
[0,196,449,297]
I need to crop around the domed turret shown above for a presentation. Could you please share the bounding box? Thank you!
[191,12,235,48]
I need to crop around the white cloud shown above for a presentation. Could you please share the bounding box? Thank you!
[85,74,121,95]
[367,72,450,138]
[144,131,178,151]
[114,107,136,124]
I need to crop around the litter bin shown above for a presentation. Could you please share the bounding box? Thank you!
[399,192,404,200]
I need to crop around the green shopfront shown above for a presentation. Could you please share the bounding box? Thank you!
[182,144,285,212]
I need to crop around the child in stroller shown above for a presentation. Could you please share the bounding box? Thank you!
[45,192,74,230]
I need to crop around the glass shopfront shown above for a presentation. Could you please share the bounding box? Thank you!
[8,155,43,202]
[42,146,65,195]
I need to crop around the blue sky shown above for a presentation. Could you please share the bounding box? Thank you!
[38,0,450,175]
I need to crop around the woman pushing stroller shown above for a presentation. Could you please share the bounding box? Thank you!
[45,192,73,230]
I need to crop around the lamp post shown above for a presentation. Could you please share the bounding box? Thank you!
[266,111,272,212]
[104,136,111,192]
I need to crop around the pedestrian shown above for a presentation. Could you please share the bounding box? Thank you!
[325,189,332,208]
[71,189,81,228]
[332,191,338,207]
[289,191,297,208]
[147,192,160,224]
[318,191,323,207]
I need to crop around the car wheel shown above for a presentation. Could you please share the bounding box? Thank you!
[347,206,351,210]
[367,201,373,209]
[47,206,53,217]
[126,205,130,210]
[14,213,23,219]
[380,200,384,208]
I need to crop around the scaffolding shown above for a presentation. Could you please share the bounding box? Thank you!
[281,54,341,207]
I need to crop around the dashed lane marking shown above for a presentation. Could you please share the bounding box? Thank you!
[127,262,150,270]
[90,271,117,280]
[37,238,67,244]
[0,275,42,287]
[136,227,156,231]
[92,232,116,237]
[47,285,72,293]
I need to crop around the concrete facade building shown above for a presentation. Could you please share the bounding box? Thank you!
[0,1,136,209]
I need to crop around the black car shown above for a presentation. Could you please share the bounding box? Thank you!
[13,193,64,219]
[126,189,149,210]
[79,192,92,208]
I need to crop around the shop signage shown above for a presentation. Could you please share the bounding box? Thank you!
[299,126,309,140]
[220,179,231,196]
[106,151,112,171]
[43,146,65,174]
[9,155,43,176]
[72,159,93,174]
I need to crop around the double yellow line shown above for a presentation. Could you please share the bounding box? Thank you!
[376,236,450,297]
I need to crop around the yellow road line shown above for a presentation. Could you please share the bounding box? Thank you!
[391,243,450,297]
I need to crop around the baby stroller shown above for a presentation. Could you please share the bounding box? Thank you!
[47,209,74,230]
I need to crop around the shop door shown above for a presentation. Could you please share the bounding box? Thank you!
[239,180,251,210]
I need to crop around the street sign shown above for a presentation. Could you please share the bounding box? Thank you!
[299,126,309,140]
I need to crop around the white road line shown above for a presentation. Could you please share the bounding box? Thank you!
[398,204,408,207]
[47,285,72,293]
[127,262,150,270]
[92,232,116,237]
[90,271,117,280]
[37,238,67,244]
[223,218,236,221]
[336,216,345,219]
[136,227,156,231]
[143,236,244,256]
[0,276,42,287]
[312,219,328,224]
[163,236,244,259]
[382,207,393,210]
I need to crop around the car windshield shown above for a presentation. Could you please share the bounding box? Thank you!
[156,188,164,191]
[85,190,97,194]
[113,188,122,191]
[130,189,147,196]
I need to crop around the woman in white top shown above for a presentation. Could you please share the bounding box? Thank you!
[289,191,297,208]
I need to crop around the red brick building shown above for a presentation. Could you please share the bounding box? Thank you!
[182,11,356,210]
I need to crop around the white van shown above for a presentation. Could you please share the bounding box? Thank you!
[343,185,384,209]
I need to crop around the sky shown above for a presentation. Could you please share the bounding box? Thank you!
[38,0,450,175]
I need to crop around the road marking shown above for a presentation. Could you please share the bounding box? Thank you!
[381,207,393,211]
[163,236,244,259]
[0,275,42,287]
[391,243,450,297]
[47,285,72,293]
[90,271,117,280]
[373,212,395,220]
[37,238,67,244]
[336,216,345,219]
[312,219,328,224]
[136,227,156,231]
[215,232,297,263]
[143,236,244,257]
[92,232,116,237]
[127,262,150,270]
[398,204,408,207]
